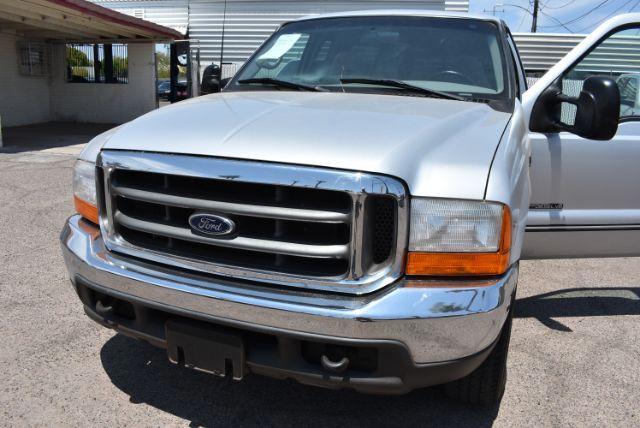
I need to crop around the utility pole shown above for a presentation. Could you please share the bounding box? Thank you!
[483,3,505,16]
[531,0,539,32]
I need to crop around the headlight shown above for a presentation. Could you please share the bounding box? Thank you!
[73,160,99,224]
[407,198,511,277]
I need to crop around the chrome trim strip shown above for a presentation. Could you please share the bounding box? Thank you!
[112,185,351,223]
[526,224,640,232]
[98,151,409,295]
[61,215,517,363]
[115,211,350,259]
[349,192,366,280]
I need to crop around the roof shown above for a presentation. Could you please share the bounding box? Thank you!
[293,9,501,25]
[0,0,183,41]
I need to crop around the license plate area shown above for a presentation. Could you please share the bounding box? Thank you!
[165,320,245,380]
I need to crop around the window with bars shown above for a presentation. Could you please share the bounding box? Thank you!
[66,44,128,84]
[17,42,50,77]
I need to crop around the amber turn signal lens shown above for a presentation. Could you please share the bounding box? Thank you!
[406,252,510,276]
[74,195,99,225]
[406,206,511,277]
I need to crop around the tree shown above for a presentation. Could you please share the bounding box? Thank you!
[67,47,91,66]
[156,52,170,78]
[112,56,128,79]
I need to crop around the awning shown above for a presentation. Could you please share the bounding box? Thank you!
[0,0,183,42]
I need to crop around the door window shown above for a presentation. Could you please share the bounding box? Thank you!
[560,26,640,124]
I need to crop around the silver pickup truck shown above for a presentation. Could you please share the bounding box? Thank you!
[61,11,640,405]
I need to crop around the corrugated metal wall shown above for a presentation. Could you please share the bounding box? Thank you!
[92,0,468,69]
[515,32,640,77]
[87,2,640,80]
[93,1,190,34]
[513,33,586,73]
[190,1,467,64]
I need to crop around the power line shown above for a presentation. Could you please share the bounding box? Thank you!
[503,2,542,32]
[539,0,612,28]
[572,0,634,33]
[515,6,530,31]
[540,0,576,10]
[538,8,574,32]
[482,4,505,16]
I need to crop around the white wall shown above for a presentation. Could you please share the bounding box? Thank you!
[0,32,51,127]
[49,43,157,124]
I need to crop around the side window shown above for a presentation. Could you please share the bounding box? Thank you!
[560,26,640,124]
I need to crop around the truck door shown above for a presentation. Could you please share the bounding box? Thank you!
[522,15,640,259]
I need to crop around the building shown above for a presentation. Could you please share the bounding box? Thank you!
[513,32,587,85]
[514,31,640,93]
[0,0,182,146]
[90,0,469,75]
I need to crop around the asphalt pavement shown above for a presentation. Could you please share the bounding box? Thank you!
[0,149,638,427]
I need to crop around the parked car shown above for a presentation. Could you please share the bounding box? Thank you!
[174,82,188,101]
[62,11,639,405]
[157,81,188,101]
[157,81,170,99]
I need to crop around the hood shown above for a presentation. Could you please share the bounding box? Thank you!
[103,91,511,199]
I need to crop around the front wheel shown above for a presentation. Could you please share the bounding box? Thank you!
[442,299,514,406]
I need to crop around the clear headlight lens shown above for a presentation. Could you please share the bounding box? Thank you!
[410,199,504,252]
[73,160,99,224]
[73,160,96,205]
[407,198,511,277]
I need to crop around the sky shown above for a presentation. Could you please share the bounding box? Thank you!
[469,0,640,33]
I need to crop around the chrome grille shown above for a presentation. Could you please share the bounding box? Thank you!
[98,151,408,294]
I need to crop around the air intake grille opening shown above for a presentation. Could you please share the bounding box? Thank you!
[109,169,354,278]
[370,196,397,264]
[119,226,350,277]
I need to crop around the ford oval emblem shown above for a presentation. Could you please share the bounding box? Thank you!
[188,213,235,237]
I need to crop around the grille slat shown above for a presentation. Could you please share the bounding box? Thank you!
[115,211,350,259]
[98,152,408,294]
[112,184,350,223]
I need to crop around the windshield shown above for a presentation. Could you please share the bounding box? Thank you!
[227,16,512,104]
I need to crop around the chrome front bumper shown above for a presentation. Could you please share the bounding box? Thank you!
[61,215,517,364]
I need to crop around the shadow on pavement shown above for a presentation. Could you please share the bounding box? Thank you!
[100,334,500,427]
[514,287,640,332]
[0,122,115,154]
[99,287,640,424]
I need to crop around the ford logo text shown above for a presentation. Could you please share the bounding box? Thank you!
[188,213,235,237]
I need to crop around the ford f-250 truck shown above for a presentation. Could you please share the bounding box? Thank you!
[61,11,640,405]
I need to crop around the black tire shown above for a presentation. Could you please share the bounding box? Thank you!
[443,300,514,406]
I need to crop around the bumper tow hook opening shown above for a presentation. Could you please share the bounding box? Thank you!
[95,300,114,316]
[321,355,350,373]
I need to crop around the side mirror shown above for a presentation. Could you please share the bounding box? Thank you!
[530,76,620,140]
[220,77,232,89]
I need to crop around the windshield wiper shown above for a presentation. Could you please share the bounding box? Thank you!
[339,78,464,101]
[237,78,325,92]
